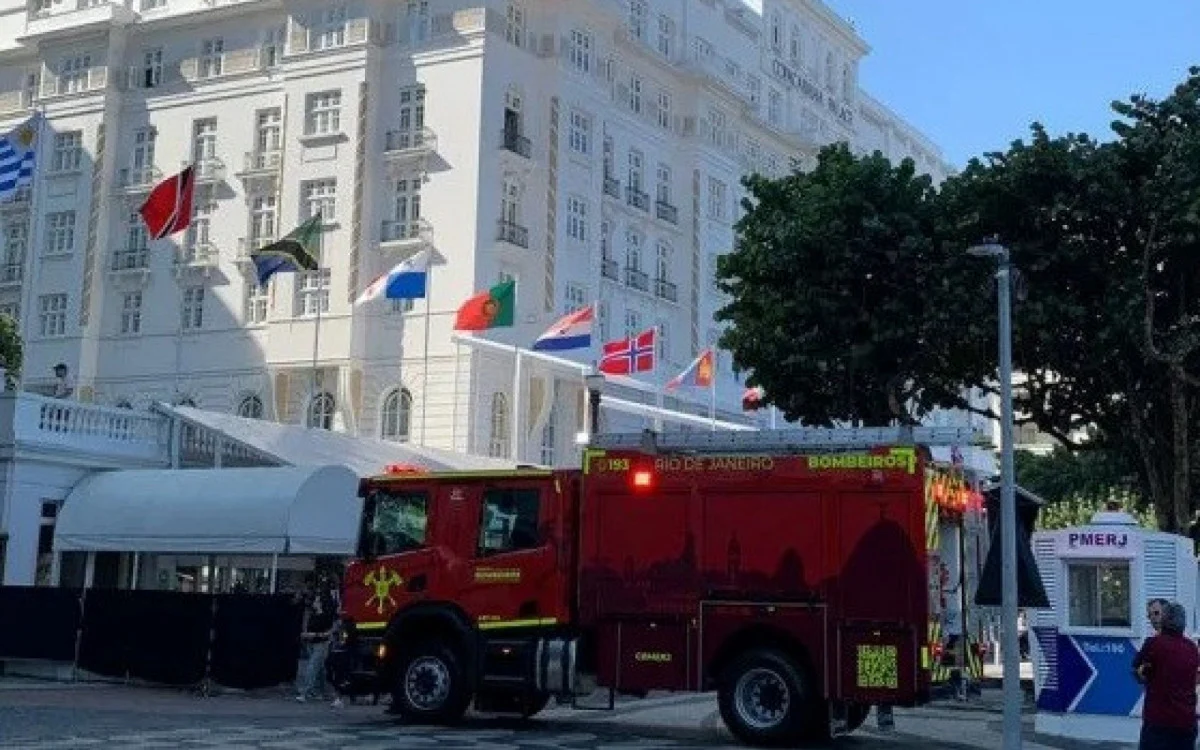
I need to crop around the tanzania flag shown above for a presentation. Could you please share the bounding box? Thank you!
[251,214,322,286]
[454,279,515,331]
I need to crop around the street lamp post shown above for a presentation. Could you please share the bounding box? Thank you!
[585,370,605,438]
[968,239,1021,750]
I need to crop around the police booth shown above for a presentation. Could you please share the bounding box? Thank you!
[1029,508,1198,743]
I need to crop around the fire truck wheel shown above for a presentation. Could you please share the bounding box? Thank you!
[718,648,812,747]
[391,641,472,724]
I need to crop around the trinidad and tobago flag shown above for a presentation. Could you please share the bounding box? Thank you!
[598,328,656,376]
[139,165,195,240]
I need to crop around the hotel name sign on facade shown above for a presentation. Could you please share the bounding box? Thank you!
[769,58,855,128]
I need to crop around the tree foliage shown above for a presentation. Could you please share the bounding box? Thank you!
[1015,446,1139,507]
[0,311,21,389]
[717,68,1200,535]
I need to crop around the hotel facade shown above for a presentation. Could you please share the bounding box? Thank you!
[0,0,953,466]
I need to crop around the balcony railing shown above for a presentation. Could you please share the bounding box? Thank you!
[496,219,530,249]
[626,186,649,212]
[601,258,619,280]
[0,263,23,284]
[188,157,226,182]
[0,187,31,212]
[385,127,436,154]
[0,392,168,465]
[655,278,678,302]
[176,243,218,267]
[117,166,162,191]
[381,218,430,244]
[111,248,149,271]
[624,267,649,292]
[237,235,277,260]
[501,129,531,159]
[603,175,620,199]
[239,150,282,175]
[655,200,679,224]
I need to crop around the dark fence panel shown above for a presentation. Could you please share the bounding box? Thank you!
[0,586,82,662]
[124,590,214,686]
[210,594,305,690]
[11,588,317,691]
[76,588,128,678]
[79,590,214,685]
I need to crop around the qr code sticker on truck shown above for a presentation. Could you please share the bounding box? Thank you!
[856,644,899,689]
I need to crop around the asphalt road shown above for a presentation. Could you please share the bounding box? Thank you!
[0,681,1032,750]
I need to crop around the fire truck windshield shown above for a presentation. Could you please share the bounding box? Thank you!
[360,489,429,557]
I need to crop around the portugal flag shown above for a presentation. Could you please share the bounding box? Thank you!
[139,165,196,240]
[454,279,515,331]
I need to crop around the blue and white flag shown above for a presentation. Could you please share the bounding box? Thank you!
[0,113,43,202]
[355,248,432,305]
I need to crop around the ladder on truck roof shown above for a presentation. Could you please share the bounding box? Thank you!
[589,425,987,454]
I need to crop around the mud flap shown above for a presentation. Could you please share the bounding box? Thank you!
[876,704,895,732]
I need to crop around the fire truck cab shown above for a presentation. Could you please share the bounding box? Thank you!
[330,426,983,747]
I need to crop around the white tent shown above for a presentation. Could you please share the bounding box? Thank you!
[54,465,362,555]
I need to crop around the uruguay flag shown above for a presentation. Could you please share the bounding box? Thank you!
[0,112,43,203]
[532,304,594,351]
[356,249,431,305]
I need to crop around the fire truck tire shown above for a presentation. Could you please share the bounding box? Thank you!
[390,640,472,724]
[717,648,814,747]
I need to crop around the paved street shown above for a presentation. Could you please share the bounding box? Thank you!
[0,679,1130,750]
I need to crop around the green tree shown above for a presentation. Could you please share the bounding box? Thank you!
[717,68,1200,535]
[0,311,21,390]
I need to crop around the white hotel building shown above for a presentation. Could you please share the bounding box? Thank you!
[0,0,953,467]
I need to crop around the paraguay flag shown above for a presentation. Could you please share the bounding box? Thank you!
[532,304,594,351]
[356,249,432,305]
[666,348,714,392]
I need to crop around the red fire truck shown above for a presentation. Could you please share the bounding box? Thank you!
[329,426,982,746]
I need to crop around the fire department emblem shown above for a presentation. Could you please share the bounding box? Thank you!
[363,566,403,615]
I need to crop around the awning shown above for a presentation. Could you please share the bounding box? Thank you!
[54,465,362,555]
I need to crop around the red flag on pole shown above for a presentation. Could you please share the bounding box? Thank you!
[139,165,195,240]
[598,328,656,375]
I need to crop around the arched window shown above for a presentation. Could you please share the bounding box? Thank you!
[237,394,264,419]
[307,391,336,430]
[488,392,510,458]
[381,388,413,442]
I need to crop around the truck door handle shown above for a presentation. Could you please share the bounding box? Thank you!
[407,574,427,593]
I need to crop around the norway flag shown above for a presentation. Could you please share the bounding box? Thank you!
[598,328,656,376]
[532,305,594,351]
[139,165,195,240]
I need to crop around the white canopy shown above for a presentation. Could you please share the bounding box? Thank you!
[54,465,362,555]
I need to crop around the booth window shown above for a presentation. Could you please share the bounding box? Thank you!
[1067,561,1131,628]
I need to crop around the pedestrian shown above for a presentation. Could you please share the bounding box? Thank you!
[296,578,337,703]
[1133,602,1198,750]
[1147,598,1168,634]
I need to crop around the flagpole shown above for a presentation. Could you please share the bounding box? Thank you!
[653,324,663,433]
[709,350,718,431]
[17,108,48,367]
[310,214,324,404]
[420,263,433,444]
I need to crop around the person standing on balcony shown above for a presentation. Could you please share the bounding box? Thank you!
[51,363,73,399]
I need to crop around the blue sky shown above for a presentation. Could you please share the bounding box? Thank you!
[821,0,1199,167]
